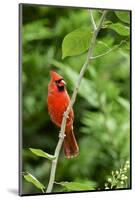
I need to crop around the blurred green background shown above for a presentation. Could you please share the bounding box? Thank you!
[21,4,130,194]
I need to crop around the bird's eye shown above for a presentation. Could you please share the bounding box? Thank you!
[55,79,64,84]
[55,79,66,92]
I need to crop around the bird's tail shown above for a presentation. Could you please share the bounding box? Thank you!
[63,127,79,158]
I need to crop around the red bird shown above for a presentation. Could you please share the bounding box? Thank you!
[47,71,79,158]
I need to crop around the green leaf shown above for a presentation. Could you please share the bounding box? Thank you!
[115,11,130,24]
[23,172,45,192]
[119,40,130,52]
[93,41,111,57]
[62,27,92,59]
[56,181,94,191]
[108,23,130,36]
[29,148,56,160]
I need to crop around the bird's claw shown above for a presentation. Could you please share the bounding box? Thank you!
[63,112,69,119]
[59,131,66,139]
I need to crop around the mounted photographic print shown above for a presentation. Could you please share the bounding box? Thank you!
[19,3,131,196]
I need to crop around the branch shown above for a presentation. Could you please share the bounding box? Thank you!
[91,40,126,60]
[91,48,113,59]
[46,10,108,193]
[89,9,97,31]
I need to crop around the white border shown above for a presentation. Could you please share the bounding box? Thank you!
[0,0,134,199]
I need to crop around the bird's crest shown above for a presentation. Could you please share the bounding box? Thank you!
[50,71,63,81]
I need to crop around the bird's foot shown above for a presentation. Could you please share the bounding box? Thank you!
[59,131,66,139]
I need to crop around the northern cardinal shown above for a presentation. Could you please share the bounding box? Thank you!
[47,71,79,158]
